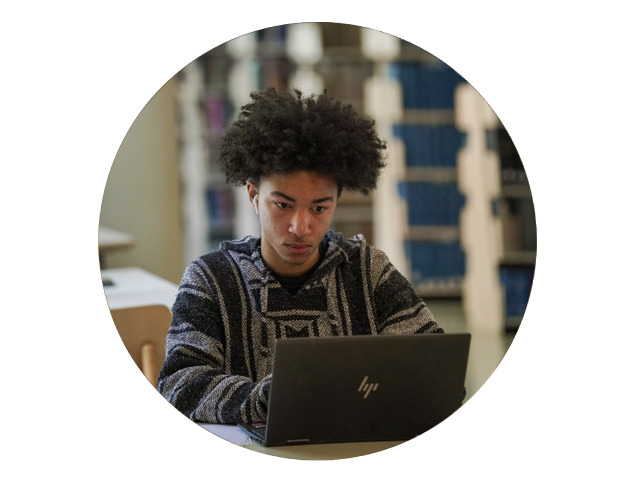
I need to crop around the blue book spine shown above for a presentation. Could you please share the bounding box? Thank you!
[420,64,429,109]
[516,270,527,317]
[444,126,453,167]
[520,270,530,316]
[405,241,465,283]
[458,243,466,278]
[404,182,464,226]
[500,267,534,318]
[424,243,432,281]
[439,242,448,279]
[416,126,425,167]
[407,63,419,109]
[206,188,219,228]
[434,65,445,109]
[409,125,418,167]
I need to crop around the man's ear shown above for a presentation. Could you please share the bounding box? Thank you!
[247,182,259,215]
[247,182,257,201]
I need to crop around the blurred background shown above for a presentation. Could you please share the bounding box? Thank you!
[100,23,536,399]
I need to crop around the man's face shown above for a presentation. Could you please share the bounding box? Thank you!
[248,171,338,277]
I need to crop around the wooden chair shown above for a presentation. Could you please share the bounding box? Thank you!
[110,304,173,388]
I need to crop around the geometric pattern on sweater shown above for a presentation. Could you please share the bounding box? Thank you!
[157,230,443,425]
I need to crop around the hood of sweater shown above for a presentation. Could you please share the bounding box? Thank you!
[219,230,365,289]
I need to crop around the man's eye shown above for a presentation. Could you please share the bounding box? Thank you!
[275,202,290,209]
[314,206,327,213]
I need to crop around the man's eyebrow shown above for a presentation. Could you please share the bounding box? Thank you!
[271,191,335,204]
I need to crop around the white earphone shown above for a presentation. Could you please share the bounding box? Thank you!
[253,194,259,215]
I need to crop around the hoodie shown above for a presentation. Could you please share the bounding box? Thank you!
[157,231,443,424]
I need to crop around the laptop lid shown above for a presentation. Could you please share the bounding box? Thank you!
[261,333,471,446]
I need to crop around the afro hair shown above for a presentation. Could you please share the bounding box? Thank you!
[218,88,387,196]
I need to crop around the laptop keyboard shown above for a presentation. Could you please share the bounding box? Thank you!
[242,422,266,443]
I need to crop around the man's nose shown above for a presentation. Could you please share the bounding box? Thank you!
[289,208,312,237]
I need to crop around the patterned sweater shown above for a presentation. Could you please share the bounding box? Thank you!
[157,231,443,424]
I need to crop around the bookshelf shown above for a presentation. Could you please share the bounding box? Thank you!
[494,126,536,331]
[455,85,535,332]
[385,41,468,298]
[175,24,369,256]
[193,29,298,255]
[175,24,535,331]
[318,24,376,244]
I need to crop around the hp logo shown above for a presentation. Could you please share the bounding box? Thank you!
[357,376,379,399]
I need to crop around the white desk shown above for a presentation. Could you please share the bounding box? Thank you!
[102,267,178,310]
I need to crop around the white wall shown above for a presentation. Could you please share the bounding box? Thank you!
[100,78,185,284]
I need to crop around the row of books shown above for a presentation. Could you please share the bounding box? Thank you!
[320,23,362,48]
[205,93,231,135]
[206,187,235,233]
[392,124,464,167]
[404,240,466,284]
[242,23,361,52]
[204,59,295,138]
[502,198,537,252]
[202,51,231,90]
[319,61,368,106]
[258,56,293,91]
[397,182,465,225]
[486,128,528,180]
[202,53,294,133]
[256,25,288,47]
[496,128,523,171]
[389,60,466,110]
[499,266,535,318]
[501,168,529,185]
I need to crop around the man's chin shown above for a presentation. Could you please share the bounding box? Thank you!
[282,248,315,266]
[283,255,311,267]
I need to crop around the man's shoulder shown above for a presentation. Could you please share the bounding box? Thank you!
[188,236,259,273]
[335,231,387,252]
[328,230,363,250]
[219,235,260,256]
[327,231,388,267]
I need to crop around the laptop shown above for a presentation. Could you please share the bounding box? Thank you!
[238,333,471,447]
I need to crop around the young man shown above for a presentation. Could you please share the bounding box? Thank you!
[157,89,443,424]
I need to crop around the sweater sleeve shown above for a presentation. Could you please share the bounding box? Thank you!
[369,246,444,335]
[157,261,270,425]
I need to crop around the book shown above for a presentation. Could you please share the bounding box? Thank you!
[390,61,466,109]
[397,181,465,226]
[499,266,534,318]
[405,240,466,284]
[392,124,463,167]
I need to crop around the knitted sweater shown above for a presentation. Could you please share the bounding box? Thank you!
[157,231,443,424]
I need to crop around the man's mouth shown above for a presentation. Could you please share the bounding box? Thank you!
[286,243,311,254]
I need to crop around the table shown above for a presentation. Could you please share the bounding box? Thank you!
[242,439,404,460]
[199,423,404,460]
[102,267,178,310]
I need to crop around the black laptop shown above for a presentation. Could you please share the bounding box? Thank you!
[238,333,471,447]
